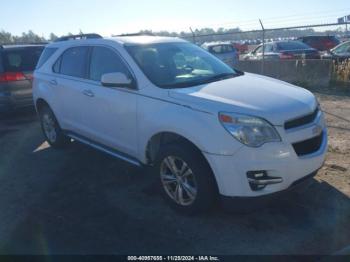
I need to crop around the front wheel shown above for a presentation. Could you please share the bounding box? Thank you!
[156,144,218,214]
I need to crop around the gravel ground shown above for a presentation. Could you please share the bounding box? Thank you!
[0,89,349,255]
[314,90,350,197]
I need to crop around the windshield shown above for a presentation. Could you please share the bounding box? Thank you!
[126,42,239,88]
[333,42,350,54]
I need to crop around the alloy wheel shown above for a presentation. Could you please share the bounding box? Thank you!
[160,156,198,206]
[42,113,57,143]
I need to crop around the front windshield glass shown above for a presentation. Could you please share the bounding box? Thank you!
[333,42,350,54]
[126,42,239,88]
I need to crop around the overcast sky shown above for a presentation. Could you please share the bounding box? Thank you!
[2,0,349,37]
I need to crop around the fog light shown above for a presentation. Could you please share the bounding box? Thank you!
[247,171,283,191]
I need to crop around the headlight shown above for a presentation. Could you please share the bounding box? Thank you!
[219,112,281,147]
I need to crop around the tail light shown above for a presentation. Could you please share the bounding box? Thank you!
[279,52,294,60]
[0,72,26,83]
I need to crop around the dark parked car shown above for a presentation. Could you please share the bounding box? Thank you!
[297,36,340,51]
[0,44,44,113]
[321,41,350,62]
[243,41,320,61]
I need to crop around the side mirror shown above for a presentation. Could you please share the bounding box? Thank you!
[101,72,135,88]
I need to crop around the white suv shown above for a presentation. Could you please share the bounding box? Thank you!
[33,34,327,213]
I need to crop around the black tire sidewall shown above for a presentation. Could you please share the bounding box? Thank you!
[39,106,69,148]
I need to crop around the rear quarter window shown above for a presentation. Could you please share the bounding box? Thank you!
[2,47,44,72]
[36,47,58,69]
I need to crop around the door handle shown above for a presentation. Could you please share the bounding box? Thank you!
[82,89,95,97]
[49,79,57,86]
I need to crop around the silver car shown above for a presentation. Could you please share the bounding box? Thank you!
[201,42,239,67]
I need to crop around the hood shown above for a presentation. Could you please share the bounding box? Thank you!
[168,73,317,126]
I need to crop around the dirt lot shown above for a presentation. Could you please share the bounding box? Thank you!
[0,89,349,255]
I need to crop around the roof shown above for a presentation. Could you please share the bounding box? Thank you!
[257,40,305,45]
[202,41,232,47]
[47,35,187,48]
[109,35,186,45]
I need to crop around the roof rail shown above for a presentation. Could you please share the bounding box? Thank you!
[1,42,48,45]
[113,32,155,37]
[54,33,102,42]
[0,42,48,48]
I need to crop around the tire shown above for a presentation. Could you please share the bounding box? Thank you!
[155,143,218,214]
[39,105,70,149]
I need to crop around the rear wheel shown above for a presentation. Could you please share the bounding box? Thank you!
[156,144,218,214]
[39,106,70,148]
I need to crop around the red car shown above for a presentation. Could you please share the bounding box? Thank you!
[232,42,249,54]
[297,36,340,51]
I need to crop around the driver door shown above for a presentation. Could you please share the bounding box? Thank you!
[78,46,138,157]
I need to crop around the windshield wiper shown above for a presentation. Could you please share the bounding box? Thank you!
[161,71,243,89]
[204,72,237,82]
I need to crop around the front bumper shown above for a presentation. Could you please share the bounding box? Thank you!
[220,170,318,209]
[204,112,327,197]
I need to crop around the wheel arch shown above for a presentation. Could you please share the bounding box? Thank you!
[145,131,220,195]
[145,131,204,165]
[35,98,50,114]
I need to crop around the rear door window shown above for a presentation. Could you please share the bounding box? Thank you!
[210,45,234,54]
[222,45,234,53]
[59,46,89,78]
[2,47,44,72]
[210,45,222,54]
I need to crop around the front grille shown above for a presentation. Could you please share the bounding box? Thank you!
[284,108,319,130]
[292,132,323,156]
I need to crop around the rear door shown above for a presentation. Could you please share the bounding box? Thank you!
[1,46,43,107]
[51,46,91,135]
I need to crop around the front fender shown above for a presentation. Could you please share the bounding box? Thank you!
[137,96,241,163]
